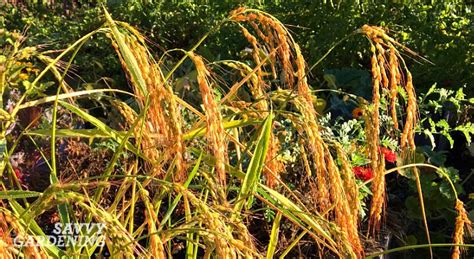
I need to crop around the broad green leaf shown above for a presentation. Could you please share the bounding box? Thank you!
[454,123,473,144]
[440,131,454,148]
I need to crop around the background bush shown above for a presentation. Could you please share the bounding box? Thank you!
[1,0,471,94]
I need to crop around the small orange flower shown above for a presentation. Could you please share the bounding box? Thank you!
[18,73,29,80]
[352,107,364,119]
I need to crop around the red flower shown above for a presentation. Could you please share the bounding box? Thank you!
[14,168,24,184]
[379,147,397,163]
[352,166,374,181]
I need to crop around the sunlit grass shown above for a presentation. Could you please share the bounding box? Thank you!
[0,6,470,259]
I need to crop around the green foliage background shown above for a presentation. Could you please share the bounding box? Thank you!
[1,0,471,94]
[0,1,472,257]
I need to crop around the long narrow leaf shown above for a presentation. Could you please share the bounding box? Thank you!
[258,184,337,249]
[158,153,203,230]
[59,101,141,157]
[103,8,148,96]
[235,113,273,213]
[0,190,42,199]
[266,211,282,259]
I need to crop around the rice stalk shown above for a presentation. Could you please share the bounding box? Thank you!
[452,199,473,259]
[231,8,365,256]
[415,167,434,259]
[230,8,294,88]
[360,24,419,152]
[0,208,48,258]
[335,144,360,226]
[324,145,363,258]
[138,185,166,258]
[175,185,245,258]
[401,71,417,151]
[360,24,423,236]
[104,11,186,182]
[0,209,20,258]
[221,61,283,188]
[239,25,266,92]
[389,46,399,130]
[232,8,332,211]
[366,45,385,236]
[187,52,228,191]
[264,132,284,188]
[266,211,282,258]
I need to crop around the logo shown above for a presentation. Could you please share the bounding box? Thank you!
[13,223,106,248]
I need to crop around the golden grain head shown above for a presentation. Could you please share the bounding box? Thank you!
[189,52,228,188]
[452,199,472,259]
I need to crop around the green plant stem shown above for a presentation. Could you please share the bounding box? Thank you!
[279,230,307,259]
[163,18,230,82]
[8,29,102,127]
[360,163,458,199]
[307,31,357,74]
[413,167,433,259]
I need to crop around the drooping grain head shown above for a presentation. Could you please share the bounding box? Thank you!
[452,199,473,259]
[324,146,364,258]
[228,8,372,255]
[0,210,47,258]
[361,25,420,154]
[264,131,284,188]
[232,9,350,218]
[108,26,186,181]
[240,26,266,96]
[0,210,14,259]
[335,144,360,227]
[389,46,400,130]
[360,25,423,236]
[231,8,294,88]
[367,47,386,235]
[375,43,389,89]
[177,185,249,257]
[401,71,417,151]
[188,52,228,190]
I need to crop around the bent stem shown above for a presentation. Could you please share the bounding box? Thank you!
[361,163,458,199]
[361,163,461,258]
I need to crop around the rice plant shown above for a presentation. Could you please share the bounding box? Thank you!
[0,6,471,259]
